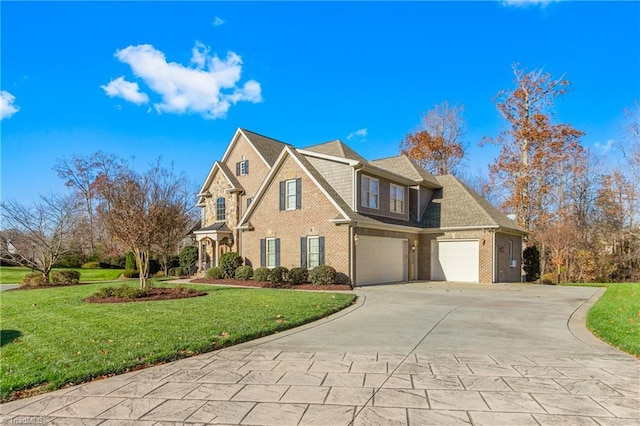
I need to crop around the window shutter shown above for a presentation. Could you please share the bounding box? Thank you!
[300,237,307,268]
[260,239,266,268]
[275,238,281,267]
[279,181,285,211]
[245,160,249,174]
[236,162,241,176]
[296,178,302,210]
[319,236,325,265]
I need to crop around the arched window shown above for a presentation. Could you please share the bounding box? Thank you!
[216,197,225,221]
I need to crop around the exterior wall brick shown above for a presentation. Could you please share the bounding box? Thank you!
[241,155,350,279]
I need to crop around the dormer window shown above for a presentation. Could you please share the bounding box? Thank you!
[236,160,249,176]
[361,176,379,209]
[216,197,226,221]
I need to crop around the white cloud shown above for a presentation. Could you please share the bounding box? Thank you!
[500,0,558,7]
[595,139,615,153]
[107,43,262,119]
[0,91,20,120]
[347,128,368,140]
[101,76,149,105]
[213,16,225,26]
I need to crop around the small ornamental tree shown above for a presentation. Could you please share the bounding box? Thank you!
[179,245,198,276]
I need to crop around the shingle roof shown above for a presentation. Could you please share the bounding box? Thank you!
[217,162,241,189]
[369,156,441,188]
[423,175,526,233]
[240,128,289,166]
[195,222,232,233]
[303,140,368,163]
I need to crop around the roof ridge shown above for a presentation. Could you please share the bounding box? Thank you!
[239,128,289,145]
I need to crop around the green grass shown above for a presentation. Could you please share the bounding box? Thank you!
[0,282,355,401]
[560,282,609,288]
[0,266,124,284]
[586,283,640,357]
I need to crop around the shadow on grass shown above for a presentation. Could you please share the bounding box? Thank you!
[1,330,22,347]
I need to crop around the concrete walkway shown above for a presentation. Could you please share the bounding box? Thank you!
[2,282,638,425]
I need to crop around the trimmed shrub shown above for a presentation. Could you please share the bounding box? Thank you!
[52,270,81,284]
[523,246,541,282]
[154,271,166,278]
[125,252,137,271]
[179,245,198,275]
[310,265,336,285]
[205,267,224,279]
[253,267,271,282]
[219,252,243,278]
[21,272,48,286]
[541,273,557,285]
[288,267,308,285]
[81,261,101,269]
[269,266,289,284]
[235,265,253,280]
[168,266,183,277]
[95,284,150,299]
[122,269,140,279]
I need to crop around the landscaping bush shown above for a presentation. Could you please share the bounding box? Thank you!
[310,265,336,285]
[220,252,243,278]
[125,252,137,271]
[81,261,101,269]
[523,246,541,282]
[269,266,289,284]
[51,270,81,284]
[95,284,150,299]
[179,245,198,275]
[205,267,224,279]
[541,273,557,285]
[254,267,271,282]
[20,272,48,286]
[154,271,166,278]
[288,267,308,285]
[168,266,184,277]
[122,269,140,279]
[235,265,253,280]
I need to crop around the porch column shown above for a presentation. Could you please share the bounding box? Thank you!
[198,239,203,272]
[214,240,219,267]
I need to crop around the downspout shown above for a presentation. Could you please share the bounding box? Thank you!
[492,229,497,283]
[350,225,356,287]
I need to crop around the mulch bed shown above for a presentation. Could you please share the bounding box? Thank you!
[7,282,91,291]
[84,288,207,303]
[190,278,352,291]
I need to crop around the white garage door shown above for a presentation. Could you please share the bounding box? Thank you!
[431,240,479,283]
[356,236,408,286]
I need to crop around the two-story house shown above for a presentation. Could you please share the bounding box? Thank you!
[195,128,526,285]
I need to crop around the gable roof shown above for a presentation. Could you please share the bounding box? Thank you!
[237,146,352,228]
[240,128,289,166]
[369,156,441,189]
[423,175,526,234]
[196,161,242,206]
[303,140,368,163]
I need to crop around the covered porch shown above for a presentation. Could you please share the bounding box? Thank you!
[193,222,234,273]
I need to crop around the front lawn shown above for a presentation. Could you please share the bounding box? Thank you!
[0,266,124,284]
[587,283,640,357]
[0,282,355,401]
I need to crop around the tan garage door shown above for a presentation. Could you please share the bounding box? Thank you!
[431,240,479,283]
[356,236,408,286]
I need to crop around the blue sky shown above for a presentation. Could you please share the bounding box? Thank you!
[2,1,639,205]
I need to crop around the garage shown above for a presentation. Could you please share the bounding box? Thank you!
[431,240,479,283]
[356,236,408,286]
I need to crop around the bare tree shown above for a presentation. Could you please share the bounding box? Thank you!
[400,101,466,175]
[0,195,79,282]
[53,151,121,254]
[94,159,194,288]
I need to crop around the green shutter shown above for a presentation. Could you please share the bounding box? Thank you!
[300,237,307,268]
[296,178,302,209]
[275,238,281,267]
[260,239,266,267]
[319,236,325,265]
[279,181,285,211]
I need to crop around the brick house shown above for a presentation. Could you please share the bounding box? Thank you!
[195,128,526,285]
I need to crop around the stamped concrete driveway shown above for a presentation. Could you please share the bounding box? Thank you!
[2,282,638,425]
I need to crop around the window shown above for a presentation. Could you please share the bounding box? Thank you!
[216,197,225,221]
[236,160,249,176]
[261,238,280,268]
[279,178,301,211]
[301,236,325,269]
[361,176,379,209]
[247,197,253,208]
[390,184,405,214]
